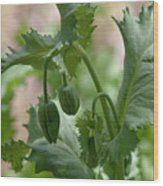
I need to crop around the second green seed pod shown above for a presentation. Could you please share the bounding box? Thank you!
[58,84,80,115]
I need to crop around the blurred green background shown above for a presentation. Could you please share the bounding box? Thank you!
[1,2,153,180]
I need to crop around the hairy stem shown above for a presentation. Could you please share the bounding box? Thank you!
[73,42,115,139]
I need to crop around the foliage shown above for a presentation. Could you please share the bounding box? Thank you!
[2,140,29,172]
[7,162,53,178]
[1,3,154,180]
[113,5,154,130]
[136,124,154,180]
[24,106,43,144]
[28,138,94,179]
[1,29,58,73]
[1,65,33,144]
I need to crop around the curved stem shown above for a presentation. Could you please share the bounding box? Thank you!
[73,43,102,92]
[73,42,115,139]
[61,71,67,86]
[92,92,120,129]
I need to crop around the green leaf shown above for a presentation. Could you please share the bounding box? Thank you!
[63,45,81,77]
[1,66,31,144]
[57,4,79,43]
[136,124,154,180]
[1,104,14,144]
[24,106,43,144]
[2,140,29,172]
[1,28,58,73]
[57,3,96,46]
[123,63,153,130]
[74,4,96,47]
[28,138,94,179]
[15,23,29,46]
[11,162,53,178]
[108,124,138,163]
[57,3,96,77]
[1,83,15,144]
[24,99,80,156]
[94,116,110,164]
[57,101,81,156]
[102,6,154,178]
[76,111,95,165]
[103,161,117,180]
[103,124,138,179]
[104,5,154,178]
[113,4,154,130]
[76,111,105,168]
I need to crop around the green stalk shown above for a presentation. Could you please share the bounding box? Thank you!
[43,45,60,104]
[42,57,51,142]
[73,42,115,139]
[92,92,120,129]
[43,50,56,103]
[43,58,50,104]
[73,42,125,179]
[61,71,68,86]
[115,159,125,180]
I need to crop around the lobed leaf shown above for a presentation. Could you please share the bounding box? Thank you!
[57,3,96,46]
[74,4,96,47]
[2,140,29,172]
[1,66,32,144]
[2,4,96,78]
[62,45,81,77]
[1,84,15,144]
[76,111,108,167]
[24,106,43,144]
[13,162,53,178]
[103,123,138,179]
[106,4,154,169]
[57,4,79,43]
[113,4,154,130]
[28,138,94,179]
[136,125,154,180]
[108,124,138,163]
[56,101,81,156]
[24,98,80,156]
[1,28,59,73]
[57,3,96,77]
[76,111,97,166]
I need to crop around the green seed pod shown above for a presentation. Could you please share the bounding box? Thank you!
[38,101,60,143]
[58,84,80,115]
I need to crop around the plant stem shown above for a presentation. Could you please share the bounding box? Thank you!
[62,71,67,86]
[92,92,120,129]
[73,42,125,179]
[115,159,125,180]
[43,58,50,104]
[73,42,115,139]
